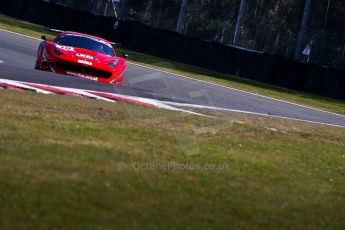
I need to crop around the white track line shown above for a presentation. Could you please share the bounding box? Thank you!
[0,29,41,41]
[1,28,345,119]
[129,62,345,119]
[162,101,345,128]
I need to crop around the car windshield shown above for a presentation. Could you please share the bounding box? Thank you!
[55,34,115,56]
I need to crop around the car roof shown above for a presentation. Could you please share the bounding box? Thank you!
[59,31,111,45]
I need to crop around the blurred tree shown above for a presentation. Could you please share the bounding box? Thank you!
[49,0,345,68]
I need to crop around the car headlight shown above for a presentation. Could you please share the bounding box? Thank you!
[109,58,119,67]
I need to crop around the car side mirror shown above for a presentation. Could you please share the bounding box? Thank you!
[41,35,47,41]
[123,54,129,59]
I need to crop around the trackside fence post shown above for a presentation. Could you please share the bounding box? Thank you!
[294,0,312,60]
[176,0,187,33]
[232,0,246,46]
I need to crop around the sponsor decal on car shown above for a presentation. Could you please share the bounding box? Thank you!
[77,59,93,66]
[66,71,98,81]
[55,44,75,51]
[75,53,95,60]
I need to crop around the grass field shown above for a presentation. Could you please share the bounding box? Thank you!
[1,14,345,229]
[1,14,345,115]
[1,90,345,229]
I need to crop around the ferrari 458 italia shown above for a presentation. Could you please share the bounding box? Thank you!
[35,31,127,85]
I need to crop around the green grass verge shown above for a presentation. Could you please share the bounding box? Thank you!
[1,14,345,115]
[1,89,345,229]
[0,14,56,39]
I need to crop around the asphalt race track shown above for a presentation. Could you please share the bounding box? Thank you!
[1,29,345,127]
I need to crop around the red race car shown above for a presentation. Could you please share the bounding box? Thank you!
[35,31,127,85]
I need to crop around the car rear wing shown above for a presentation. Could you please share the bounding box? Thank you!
[110,42,122,48]
[44,27,64,33]
[43,28,121,47]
